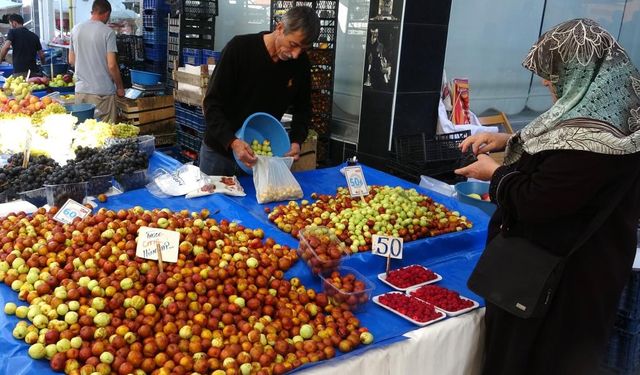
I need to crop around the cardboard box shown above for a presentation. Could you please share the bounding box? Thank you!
[291,136,317,172]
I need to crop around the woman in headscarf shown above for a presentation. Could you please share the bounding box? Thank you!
[456,19,640,374]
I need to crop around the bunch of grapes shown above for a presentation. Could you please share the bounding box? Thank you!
[44,161,92,185]
[111,123,140,139]
[0,155,59,198]
[102,142,149,175]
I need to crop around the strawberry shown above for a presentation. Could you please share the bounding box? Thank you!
[378,292,443,323]
[386,265,437,289]
[409,285,474,311]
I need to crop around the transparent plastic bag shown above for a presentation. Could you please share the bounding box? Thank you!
[253,156,303,204]
[146,164,205,198]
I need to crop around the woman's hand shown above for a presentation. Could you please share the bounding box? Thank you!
[454,154,500,181]
[459,132,511,155]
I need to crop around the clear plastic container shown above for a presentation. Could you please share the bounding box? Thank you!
[88,175,113,196]
[319,266,375,311]
[18,187,47,207]
[137,135,156,158]
[0,190,7,203]
[297,225,351,275]
[44,182,88,207]
[114,169,149,192]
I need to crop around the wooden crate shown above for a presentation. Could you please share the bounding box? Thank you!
[155,133,177,147]
[173,69,208,106]
[291,136,317,172]
[117,95,175,125]
[137,118,176,135]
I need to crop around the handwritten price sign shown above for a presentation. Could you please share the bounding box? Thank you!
[53,199,91,224]
[372,234,403,259]
[135,227,179,263]
[344,166,369,197]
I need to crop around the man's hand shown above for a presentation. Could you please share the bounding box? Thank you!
[459,132,511,155]
[284,142,301,160]
[230,139,257,168]
[454,154,500,181]
[116,88,125,97]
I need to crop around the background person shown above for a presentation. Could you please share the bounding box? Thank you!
[0,14,44,76]
[200,6,320,176]
[456,18,640,375]
[69,0,124,123]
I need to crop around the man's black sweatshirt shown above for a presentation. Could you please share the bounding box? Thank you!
[202,32,311,156]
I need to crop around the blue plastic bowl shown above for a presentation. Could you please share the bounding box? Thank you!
[51,85,75,93]
[0,64,13,78]
[234,112,290,174]
[455,181,497,216]
[65,103,95,123]
[31,89,49,98]
[130,70,161,86]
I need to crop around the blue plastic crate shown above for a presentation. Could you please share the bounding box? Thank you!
[175,102,206,133]
[143,0,170,11]
[618,272,640,319]
[144,44,167,61]
[201,49,221,63]
[142,11,168,28]
[143,30,168,44]
[603,327,640,374]
[182,48,202,65]
[176,129,203,152]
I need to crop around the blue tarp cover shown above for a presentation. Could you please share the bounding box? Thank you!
[0,153,488,374]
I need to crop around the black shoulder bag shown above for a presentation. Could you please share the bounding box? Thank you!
[467,180,632,319]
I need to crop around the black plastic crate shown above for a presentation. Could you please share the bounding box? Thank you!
[182,0,218,18]
[116,35,145,64]
[394,131,469,164]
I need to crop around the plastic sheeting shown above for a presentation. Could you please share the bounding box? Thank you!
[0,153,490,374]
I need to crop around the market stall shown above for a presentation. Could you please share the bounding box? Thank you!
[0,150,490,374]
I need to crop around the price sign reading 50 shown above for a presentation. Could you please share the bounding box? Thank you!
[372,234,403,259]
[344,166,369,197]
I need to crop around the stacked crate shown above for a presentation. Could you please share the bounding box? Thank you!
[173,68,210,163]
[166,0,218,89]
[116,96,177,147]
[271,0,338,167]
[116,35,145,88]
[142,0,170,79]
[602,271,640,374]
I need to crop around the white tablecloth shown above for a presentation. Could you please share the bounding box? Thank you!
[300,308,486,374]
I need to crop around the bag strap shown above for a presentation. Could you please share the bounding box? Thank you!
[565,172,638,258]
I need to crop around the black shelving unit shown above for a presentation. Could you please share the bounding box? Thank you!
[166,0,217,89]
[271,0,338,167]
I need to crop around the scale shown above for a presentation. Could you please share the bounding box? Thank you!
[125,83,166,99]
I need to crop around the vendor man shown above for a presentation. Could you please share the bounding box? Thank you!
[200,6,320,176]
[0,14,45,76]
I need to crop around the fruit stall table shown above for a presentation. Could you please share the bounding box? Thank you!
[0,152,490,374]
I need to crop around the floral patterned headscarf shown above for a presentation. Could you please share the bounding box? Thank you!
[504,18,640,164]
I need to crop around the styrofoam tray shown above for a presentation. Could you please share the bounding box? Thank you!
[372,292,447,327]
[378,265,442,291]
[406,286,479,317]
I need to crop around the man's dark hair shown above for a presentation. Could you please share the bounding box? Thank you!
[281,6,320,46]
[8,14,24,25]
[92,0,112,14]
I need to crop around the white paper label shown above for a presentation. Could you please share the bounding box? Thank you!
[372,234,403,259]
[344,166,369,197]
[53,199,91,224]
[135,227,180,263]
